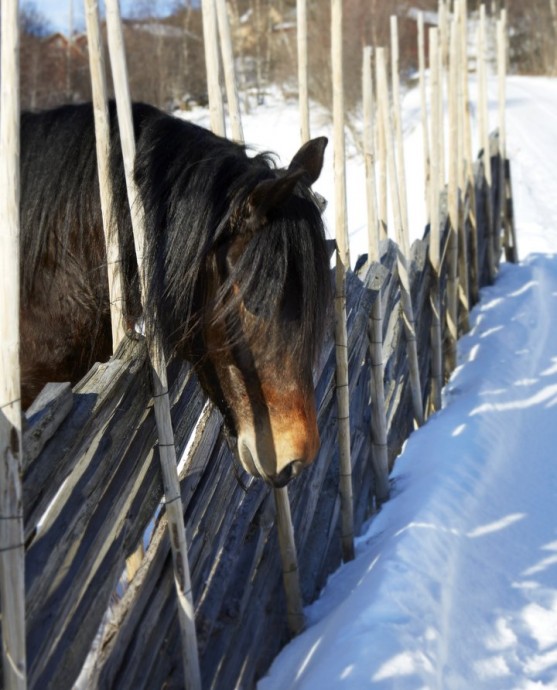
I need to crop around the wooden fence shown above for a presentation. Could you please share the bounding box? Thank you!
[1,1,518,687]
[0,131,514,690]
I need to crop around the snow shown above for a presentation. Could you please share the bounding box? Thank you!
[260,252,557,689]
[179,75,557,689]
[237,76,556,689]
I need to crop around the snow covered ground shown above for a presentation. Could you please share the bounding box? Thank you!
[239,76,557,689]
[182,74,557,689]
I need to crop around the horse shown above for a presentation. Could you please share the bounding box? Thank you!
[19,102,332,488]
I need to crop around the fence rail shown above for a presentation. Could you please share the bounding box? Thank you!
[0,131,513,690]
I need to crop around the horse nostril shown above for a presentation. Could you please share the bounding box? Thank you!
[289,460,304,477]
[272,460,304,488]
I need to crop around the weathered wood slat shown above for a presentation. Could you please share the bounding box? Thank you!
[23,383,73,472]
[22,337,207,689]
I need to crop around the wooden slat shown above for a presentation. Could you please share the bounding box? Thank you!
[24,341,205,689]
[23,383,73,472]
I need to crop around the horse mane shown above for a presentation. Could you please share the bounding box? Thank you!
[20,102,331,369]
[134,113,332,366]
[20,104,104,301]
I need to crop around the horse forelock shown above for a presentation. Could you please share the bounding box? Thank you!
[217,189,332,363]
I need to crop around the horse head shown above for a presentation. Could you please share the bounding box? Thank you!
[192,137,331,487]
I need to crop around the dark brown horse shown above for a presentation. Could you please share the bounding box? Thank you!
[20,102,332,487]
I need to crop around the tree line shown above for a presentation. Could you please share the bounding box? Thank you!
[15,0,557,115]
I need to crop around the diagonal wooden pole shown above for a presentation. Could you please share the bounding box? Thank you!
[0,0,27,687]
[104,2,201,687]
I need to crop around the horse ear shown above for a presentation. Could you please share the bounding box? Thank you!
[288,136,328,185]
[245,137,327,227]
[246,169,306,226]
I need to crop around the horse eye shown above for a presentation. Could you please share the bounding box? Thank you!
[242,292,300,323]
[243,292,271,318]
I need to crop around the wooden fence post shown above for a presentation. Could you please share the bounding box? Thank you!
[455,0,471,331]
[297,0,310,143]
[0,0,27,687]
[273,488,305,634]
[497,9,518,262]
[497,10,506,238]
[390,16,409,245]
[104,2,201,687]
[84,0,144,584]
[207,1,306,636]
[202,0,226,137]
[478,4,496,283]
[216,0,243,143]
[376,69,388,242]
[428,28,443,413]
[84,0,126,351]
[212,1,306,633]
[446,16,460,371]
[459,0,480,303]
[363,47,378,267]
[438,0,448,184]
[376,47,424,428]
[331,0,355,563]
[363,46,389,504]
[462,21,479,306]
[418,12,431,222]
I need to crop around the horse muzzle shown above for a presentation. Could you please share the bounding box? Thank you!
[237,417,319,487]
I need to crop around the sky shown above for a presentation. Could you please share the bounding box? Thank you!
[26,0,183,33]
